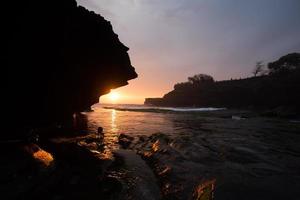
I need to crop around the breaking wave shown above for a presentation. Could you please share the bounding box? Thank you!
[100,104,226,113]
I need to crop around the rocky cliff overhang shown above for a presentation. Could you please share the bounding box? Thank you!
[2,0,137,138]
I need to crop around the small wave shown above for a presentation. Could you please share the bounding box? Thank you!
[102,105,226,113]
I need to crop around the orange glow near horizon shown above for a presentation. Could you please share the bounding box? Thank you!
[100,90,124,104]
[109,91,120,101]
[102,90,120,104]
[99,79,173,105]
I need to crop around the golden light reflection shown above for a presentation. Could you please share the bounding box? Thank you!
[152,140,160,152]
[103,109,119,157]
[111,109,118,133]
[90,149,113,160]
[33,149,54,167]
[193,179,216,200]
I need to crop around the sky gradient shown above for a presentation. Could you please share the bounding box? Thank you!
[77,0,300,104]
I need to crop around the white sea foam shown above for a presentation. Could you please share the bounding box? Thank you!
[97,104,226,112]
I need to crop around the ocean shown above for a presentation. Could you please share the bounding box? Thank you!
[82,104,225,151]
[80,103,300,199]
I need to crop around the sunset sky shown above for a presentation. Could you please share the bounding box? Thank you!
[77,0,300,104]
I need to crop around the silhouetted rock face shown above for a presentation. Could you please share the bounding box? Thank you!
[145,74,300,111]
[2,0,137,138]
[145,53,300,113]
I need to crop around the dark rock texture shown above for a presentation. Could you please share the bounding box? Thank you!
[2,0,137,139]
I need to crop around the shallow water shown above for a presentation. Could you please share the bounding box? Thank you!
[82,104,300,200]
[83,104,194,150]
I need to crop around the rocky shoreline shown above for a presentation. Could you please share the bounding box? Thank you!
[2,109,300,200]
[1,129,214,200]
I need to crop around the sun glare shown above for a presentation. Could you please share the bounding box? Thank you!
[109,91,120,102]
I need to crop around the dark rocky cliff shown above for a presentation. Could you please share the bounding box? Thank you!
[2,0,137,139]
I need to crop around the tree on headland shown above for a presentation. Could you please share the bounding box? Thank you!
[187,74,214,84]
[174,82,191,90]
[253,61,266,77]
[268,53,300,74]
[173,73,214,90]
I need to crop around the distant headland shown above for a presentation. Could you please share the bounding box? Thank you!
[145,53,300,116]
